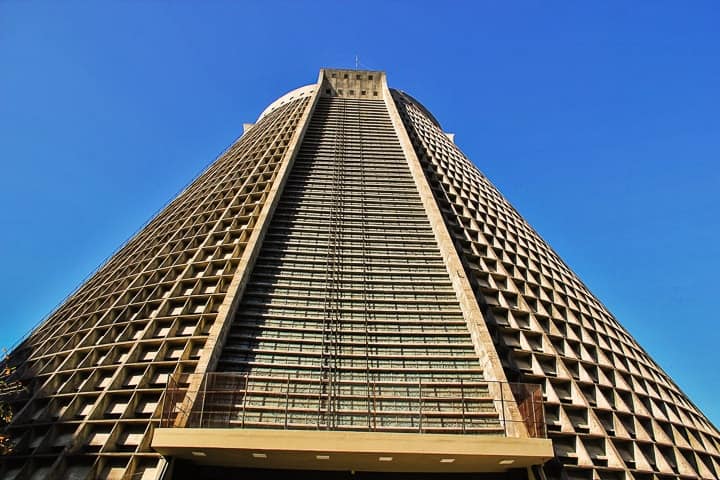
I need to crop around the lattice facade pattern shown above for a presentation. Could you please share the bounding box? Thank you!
[0,95,312,479]
[392,90,720,479]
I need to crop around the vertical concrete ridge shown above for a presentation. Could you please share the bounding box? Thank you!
[380,75,529,438]
[186,83,323,397]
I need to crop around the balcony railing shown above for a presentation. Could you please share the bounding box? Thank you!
[160,373,546,438]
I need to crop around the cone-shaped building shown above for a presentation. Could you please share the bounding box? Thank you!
[2,69,718,480]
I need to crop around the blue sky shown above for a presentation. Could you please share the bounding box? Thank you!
[1,1,718,424]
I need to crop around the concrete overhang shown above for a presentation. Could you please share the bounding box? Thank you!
[152,428,553,473]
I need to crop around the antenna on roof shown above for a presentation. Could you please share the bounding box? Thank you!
[355,55,359,70]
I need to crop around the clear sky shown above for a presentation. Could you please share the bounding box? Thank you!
[1,1,718,424]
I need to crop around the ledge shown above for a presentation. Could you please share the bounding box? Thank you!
[152,428,553,473]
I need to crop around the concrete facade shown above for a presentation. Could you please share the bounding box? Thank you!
[1,68,719,480]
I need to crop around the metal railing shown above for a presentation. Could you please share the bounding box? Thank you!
[160,372,545,438]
